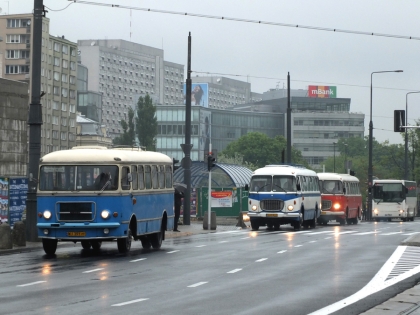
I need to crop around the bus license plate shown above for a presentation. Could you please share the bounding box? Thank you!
[266,214,278,217]
[321,211,327,215]
[67,232,86,237]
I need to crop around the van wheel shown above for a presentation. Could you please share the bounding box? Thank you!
[81,240,91,250]
[117,228,132,253]
[42,239,58,255]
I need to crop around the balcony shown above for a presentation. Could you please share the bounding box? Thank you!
[25,58,30,64]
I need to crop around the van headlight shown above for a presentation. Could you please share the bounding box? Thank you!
[43,210,52,220]
[101,210,110,219]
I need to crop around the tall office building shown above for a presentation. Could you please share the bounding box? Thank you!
[77,39,184,139]
[0,14,78,156]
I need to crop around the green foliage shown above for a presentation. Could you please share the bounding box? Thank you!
[216,152,258,171]
[112,107,135,145]
[135,94,157,151]
[220,132,308,169]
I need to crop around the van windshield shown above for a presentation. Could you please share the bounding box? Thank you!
[39,165,119,191]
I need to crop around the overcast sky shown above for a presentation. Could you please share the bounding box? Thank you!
[8,0,420,145]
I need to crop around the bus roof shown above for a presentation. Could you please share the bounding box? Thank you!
[253,165,316,176]
[373,179,416,184]
[317,172,359,182]
[40,147,173,164]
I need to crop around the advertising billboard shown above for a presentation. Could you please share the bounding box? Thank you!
[308,85,337,98]
[183,83,209,107]
[0,177,28,226]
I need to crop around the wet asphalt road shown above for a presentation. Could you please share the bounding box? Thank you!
[1,220,420,315]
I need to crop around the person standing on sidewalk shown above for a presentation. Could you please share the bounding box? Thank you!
[174,189,183,232]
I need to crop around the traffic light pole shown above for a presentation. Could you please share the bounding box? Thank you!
[207,143,212,230]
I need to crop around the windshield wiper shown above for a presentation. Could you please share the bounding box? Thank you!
[257,184,271,192]
[272,184,287,193]
[97,180,111,195]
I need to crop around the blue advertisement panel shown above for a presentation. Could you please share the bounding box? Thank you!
[183,83,209,107]
[8,178,28,227]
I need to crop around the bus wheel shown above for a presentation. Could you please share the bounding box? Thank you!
[310,212,317,228]
[150,224,164,249]
[293,218,302,231]
[42,239,58,255]
[250,220,259,231]
[81,240,91,250]
[353,217,359,225]
[117,228,132,253]
[91,241,102,250]
[140,236,151,249]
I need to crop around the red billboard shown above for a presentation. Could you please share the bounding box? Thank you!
[308,85,337,98]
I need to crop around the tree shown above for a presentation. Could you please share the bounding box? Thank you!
[221,132,308,169]
[112,107,135,145]
[216,152,258,171]
[135,94,157,151]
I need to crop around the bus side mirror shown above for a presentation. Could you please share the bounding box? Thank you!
[244,184,249,191]
[127,173,133,182]
[297,183,301,191]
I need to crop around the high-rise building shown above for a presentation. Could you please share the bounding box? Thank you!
[0,14,78,156]
[77,39,184,139]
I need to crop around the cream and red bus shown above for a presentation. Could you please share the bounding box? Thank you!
[317,173,362,225]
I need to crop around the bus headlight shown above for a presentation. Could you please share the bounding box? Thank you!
[287,205,294,211]
[374,209,378,214]
[43,210,52,220]
[101,210,110,219]
[399,209,404,213]
[333,203,341,210]
[251,205,258,211]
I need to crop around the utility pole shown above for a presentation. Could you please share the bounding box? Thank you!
[286,72,291,163]
[26,0,44,241]
[181,32,193,225]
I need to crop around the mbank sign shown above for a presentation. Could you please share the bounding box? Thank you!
[308,85,337,98]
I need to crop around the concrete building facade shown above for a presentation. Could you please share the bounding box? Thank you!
[0,78,28,176]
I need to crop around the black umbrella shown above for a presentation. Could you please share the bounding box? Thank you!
[174,182,187,194]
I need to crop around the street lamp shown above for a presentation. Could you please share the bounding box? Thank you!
[333,142,336,172]
[368,70,403,221]
[405,91,420,180]
[344,143,348,173]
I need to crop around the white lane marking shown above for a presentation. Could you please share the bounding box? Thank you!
[294,245,303,247]
[324,237,331,239]
[381,232,403,236]
[352,231,378,235]
[195,245,207,248]
[241,237,251,239]
[256,258,268,262]
[17,281,46,287]
[130,258,147,262]
[283,231,313,235]
[403,232,420,235]
[334,231,357,235]
[112,298,149,306]
[309,241,317,243]
[277,250,287,254]
[188,282,208,288]
[308,246,413,315]
[306,231,335,235]
[83,268,104,273]
[167,250,180,254]
[219,241,228,243]
[227,269,242,274]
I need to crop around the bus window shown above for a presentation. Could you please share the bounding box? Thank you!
[145,165,152,189]
[321,180,342,194]
[138,165,145,190]
[151,165,158,189]
[249,176,271,192]
[131,165,138,190]
[272,176,296,192]
[121,166,130,190]
[158,165,165,189]
[165,165,172,188]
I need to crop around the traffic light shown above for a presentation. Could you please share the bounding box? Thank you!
[207,154,216,171]
[394,110,405,132]
[173,158,180,172]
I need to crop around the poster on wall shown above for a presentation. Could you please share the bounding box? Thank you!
[8,178,28,227]
[180,188,197,217]
[183,83,209,107]
[0,178,9,223]
[211,191,233,208]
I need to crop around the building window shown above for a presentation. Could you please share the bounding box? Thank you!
[6,35,20,43]
[69,76,76,84]
[52,116,59,125]
[54,57,60,67]
[52,101,59,110]
[70,61,76,71]
[53,86,60,96]
[6,50,20,59]
[62,45,68,54]
[61,73,68,83]
[5,65,19,74]
[61,103,67,111]
[62,88,68,97]
[53,71,60,81]
[62,59,68,69]
[52,130,59,139]
[69,104,76,113]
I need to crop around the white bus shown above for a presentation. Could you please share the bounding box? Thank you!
[372,179,417,221]
[246,164,321,231]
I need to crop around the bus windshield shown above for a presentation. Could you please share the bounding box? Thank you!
[373,183,404,203]
[39,165,119,191]
[249,175,296,192]
[320,180,343,194]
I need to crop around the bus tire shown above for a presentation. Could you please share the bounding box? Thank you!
[310,211,317,228]
[293,217,302,230]
[42,239,58,255]
[117,228,132,253]
[250,220,259,231]
[353,217,358,225]
[91,241,102,250]
[140,236,151,249]
[150,223,164,249]
[81,240,91,250]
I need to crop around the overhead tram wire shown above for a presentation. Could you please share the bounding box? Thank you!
[67,1,420,41]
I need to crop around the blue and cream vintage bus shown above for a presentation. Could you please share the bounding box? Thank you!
[246,164,321,231]
[37,146,175,255]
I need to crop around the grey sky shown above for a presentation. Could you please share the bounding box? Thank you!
[8,0,420,145]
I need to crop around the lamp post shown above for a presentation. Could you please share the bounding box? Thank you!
[333,142,336,172]
[368,70,403,221]
[405,91,420,180]
[344,143,348,174]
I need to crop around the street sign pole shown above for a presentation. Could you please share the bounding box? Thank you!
[207,143,212,230]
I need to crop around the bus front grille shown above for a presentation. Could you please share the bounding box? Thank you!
[58,203,94,221]
[261,199,284,211]
[322,200,332,210]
